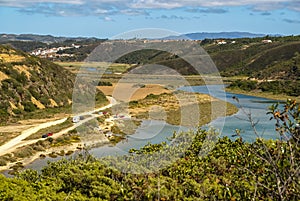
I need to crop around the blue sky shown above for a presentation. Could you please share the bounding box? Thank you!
[1,0,300,38]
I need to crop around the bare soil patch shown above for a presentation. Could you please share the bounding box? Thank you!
[98,83,171,101]
[0,71,9,82]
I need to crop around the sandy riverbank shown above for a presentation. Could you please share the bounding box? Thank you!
[0,135,110,173]
[98,83,171,102]
[0,84,238,174]
[0,142,81,172]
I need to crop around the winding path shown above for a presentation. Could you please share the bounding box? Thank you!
[0,97,116,157]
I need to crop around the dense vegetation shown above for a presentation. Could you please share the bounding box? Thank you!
[228,79,300,96]
[115,49,200,75]
[0,45,107,124]
[3,35,300,97]
[0,100,299,200]
[113,36,300,96]
[0,45,74,124]
[0,41,49,52]
[203,36,300,96]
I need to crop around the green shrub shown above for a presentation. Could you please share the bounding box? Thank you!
[228,79,258,91]
[12,109,23,115]
[23,102,37,112]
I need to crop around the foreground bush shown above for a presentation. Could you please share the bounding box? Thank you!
[0,101,299,200]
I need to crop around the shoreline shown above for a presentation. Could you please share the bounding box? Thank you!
[0,136,112,173]
[3,85,280,174]
[1,85,238,174]
[0,142,82,173]
[226,88,300,102]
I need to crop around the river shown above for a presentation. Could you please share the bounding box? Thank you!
[23,85,281,171]
[179,85,280,142]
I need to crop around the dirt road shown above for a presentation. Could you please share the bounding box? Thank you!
[0,97,116,157]
[0,118,67,156]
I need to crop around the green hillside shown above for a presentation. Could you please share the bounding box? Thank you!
[115,49,200,75]
[213,41,300,78]
[114,36,300,79]
[0,45,107,124]
[114,36,300,96]
[215,39,300,97]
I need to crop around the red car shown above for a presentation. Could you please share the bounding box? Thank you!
[41,132,53,138]
[47,132,53,137]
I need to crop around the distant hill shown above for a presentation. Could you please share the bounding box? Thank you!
[206,35,300,96]
[0,45,107,124]
[115,35,300,77]
[163,32,267,40]
[0,34,107,62]
[115,48,215,75]
[207,39,300,80]
[0,33,100,44]
[114,35,300,96]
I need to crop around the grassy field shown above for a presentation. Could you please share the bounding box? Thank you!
[56,61,133,74]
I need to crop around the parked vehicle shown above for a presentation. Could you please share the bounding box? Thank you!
[42,134,48,138]
[47,132,53,136]
[72,116,80,123]
[41,132,54,138]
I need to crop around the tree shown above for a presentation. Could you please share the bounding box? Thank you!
[233,98,300,200]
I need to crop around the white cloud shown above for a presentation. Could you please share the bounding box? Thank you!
[130,0,300,11]
[0,0,84,7]
[120,9,149,16]
[1,0,299,16]
[130,0,182,9]
[103,16,114,21]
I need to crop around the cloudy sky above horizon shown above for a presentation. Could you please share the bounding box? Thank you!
[1,0,300,38]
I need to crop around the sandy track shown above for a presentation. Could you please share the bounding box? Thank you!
[0,118,67,156]
[0,97,116,157]
[13,113,108,151]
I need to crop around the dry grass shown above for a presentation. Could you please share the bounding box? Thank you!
[49,98,58,107]
[129,92,238,126]
[56,61,133,74]
[0,71,9,82]
[98,83,171,101]
[31,96,45,109]
[0,53,25,63]
[13,65,31,79]
[0,132,21,146]
[9,101,18,110]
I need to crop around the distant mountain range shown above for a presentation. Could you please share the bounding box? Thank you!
[162,32,272,40]
[0,32,281,43]
[0,33,100,44]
